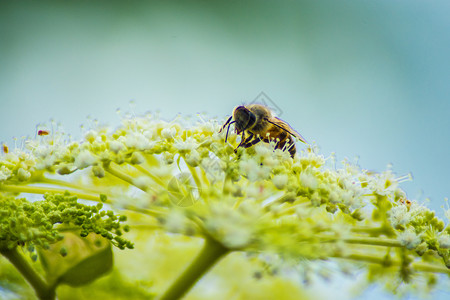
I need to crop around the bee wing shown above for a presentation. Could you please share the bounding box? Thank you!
[271,117,308,144]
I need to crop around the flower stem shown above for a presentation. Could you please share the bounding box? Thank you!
[332,252,450,274]
[1,183,167,218]
[0,184,102,202]
[342,237,402,247]
[351,225,393,236]
[159,237,229,300]
[185,161,203,194]
[0,247,55,300]
[104,163,154,193]
[134,164,167,188]
[39,177,104,195]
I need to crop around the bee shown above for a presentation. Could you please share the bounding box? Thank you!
[2,144,8,154]
[37,130,50,136]
[220,104,307,157]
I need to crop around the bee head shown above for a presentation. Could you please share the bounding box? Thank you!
[233,106,256,134]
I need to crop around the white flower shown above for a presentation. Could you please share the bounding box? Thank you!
[130,152,145,165]
[201,157,224,182]
[388,205,411,227]
[185,149,201,167]
[18,152,36,168]
[124,133,151,151]
[341,191,364,211]
[222,225,252,249]
[300,172,318,189]
[174,137,198,154]
[438,234,450,249]
[310,191,322,206]
[239,159,260,182]
[369,171,399,196]
[262,155,278,168]
[198,120,217,134]
[164,210,188,233]
[254,143,273,158]
[142,129,155,140]
[133,176,152,191]
[162,152,175,165]
[246,184,262,198]
[161,127,177,139]
[0,165,11,181]
[151,165,173,177]
[398,229,421,249]
[92,165,105,178]
[328,190,340,204]
[74,151,97,169]
[206,204,253,249]
[272,174,288,190]
[36,155,56,170]
[17,168,31,181]
[109,140,126,154]
[34,146,52,159]
[299,151,325,168]
[274,148,292,161]
[84,130,98,143]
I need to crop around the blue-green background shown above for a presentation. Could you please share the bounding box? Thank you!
[1,1,449,299]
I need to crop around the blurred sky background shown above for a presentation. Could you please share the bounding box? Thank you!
[1,1,449,299]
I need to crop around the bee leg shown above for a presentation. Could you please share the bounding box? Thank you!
[241,137,261,148]
[234,132,252,153]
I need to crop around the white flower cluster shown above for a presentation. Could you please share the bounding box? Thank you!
[1,113,449,281]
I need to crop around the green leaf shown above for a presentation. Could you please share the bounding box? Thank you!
[38,231,113,287]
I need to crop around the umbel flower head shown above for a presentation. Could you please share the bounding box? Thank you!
[1,112,449,296]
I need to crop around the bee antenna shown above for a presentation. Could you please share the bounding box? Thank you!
[219,116,233,133]
[225,121,235,143]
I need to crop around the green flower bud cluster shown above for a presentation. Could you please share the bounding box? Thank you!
[0,191,133,256]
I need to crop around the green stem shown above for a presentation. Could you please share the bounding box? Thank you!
[185,160,203,195]
[351,225,393,236]
[332,252,450,275]
[412,262,450,274]
[159,237,230,300]
[315,235,403,251]
[39,177,104,195]
[134,164,167,188]
[199,167,211,187]
[222,173,232,195]
[342,237,402,247]
[0,184,103,202]
[104,164,152,193]
[1,183,166,218]
[124,205,168,218]
[0,247,55,300]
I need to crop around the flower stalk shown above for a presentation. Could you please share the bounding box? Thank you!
[0,247,55,300]
[332,252,450,275]
[159,237,230,300]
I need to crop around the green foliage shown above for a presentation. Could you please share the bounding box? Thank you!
[39,232,113,287]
